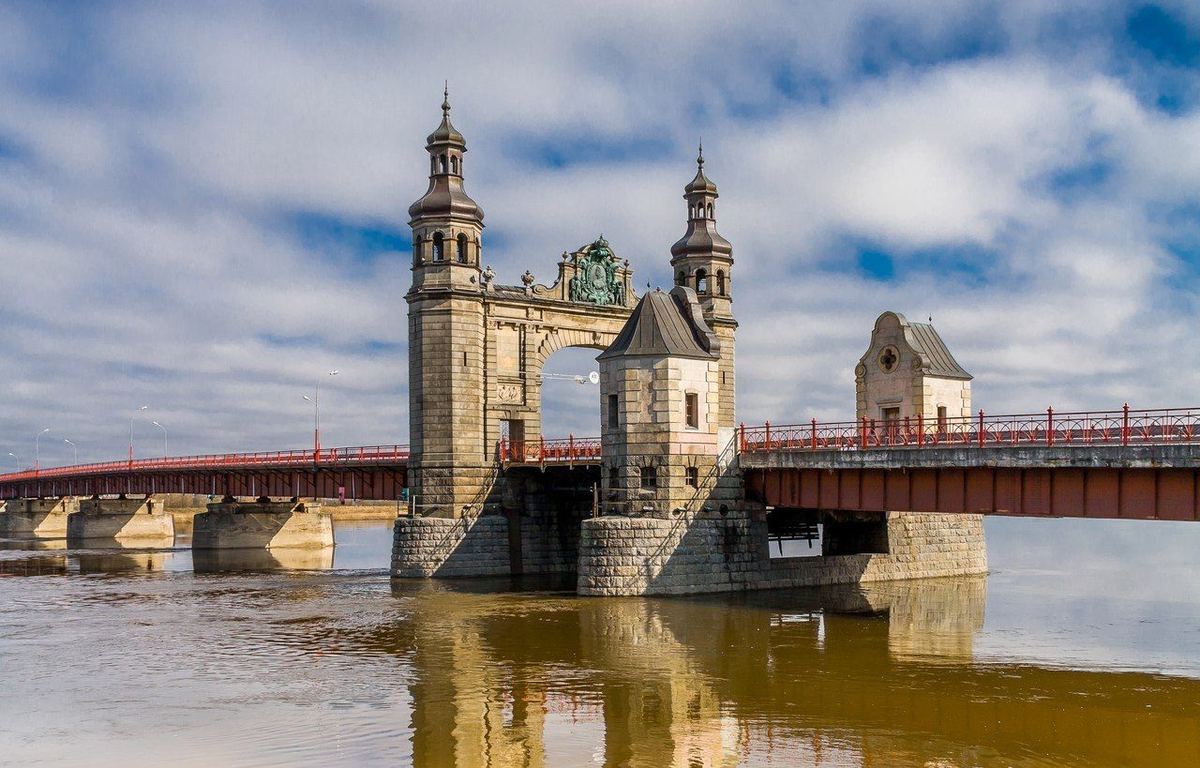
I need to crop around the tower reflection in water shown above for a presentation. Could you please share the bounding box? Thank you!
[381,575,1198,767]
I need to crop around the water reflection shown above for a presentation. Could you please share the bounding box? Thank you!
[377,576,1199,767]
[1,521,1199,767]
[192,547,335,572]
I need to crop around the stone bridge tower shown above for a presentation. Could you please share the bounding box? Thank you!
[406,87,488,517]
[671,144,736,433]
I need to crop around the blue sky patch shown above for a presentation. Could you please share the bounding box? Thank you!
[281,210,410,263]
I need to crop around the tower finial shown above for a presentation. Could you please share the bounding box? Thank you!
[697,138,704,168]
[442,81,450,116]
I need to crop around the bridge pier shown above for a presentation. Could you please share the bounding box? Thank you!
[67,496,175,542]
[192,498,333,550]
[577,510,986,596]
[0,497,79,537]
[391,468,592,578]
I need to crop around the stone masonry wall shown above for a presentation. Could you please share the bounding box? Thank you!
[578,511,986,597]
[391,510,584,578]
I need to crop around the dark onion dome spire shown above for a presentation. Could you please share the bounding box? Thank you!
[426,83,465,148]
[684,140,718,194]
[408,84,484,224]
[671,141,730,258]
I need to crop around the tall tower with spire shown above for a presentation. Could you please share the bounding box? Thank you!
[406,86,488,516]
[670,144,737,430]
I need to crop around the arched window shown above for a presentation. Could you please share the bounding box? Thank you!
[433,232,445,261]
[677,270,685,285]
[414,235,424,262]
[430,156,437,174]
[696,268,708,294]
[457,233,468,263]
[706,202,713,218]
[689,204,696,219]
[716,270,726,296]
[438,154,448,173]
[451,155,459,175]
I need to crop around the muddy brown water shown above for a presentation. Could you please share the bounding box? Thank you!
[1,518,1198,767]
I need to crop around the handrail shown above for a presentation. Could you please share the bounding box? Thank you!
[499,435,602,467]
[0,444,410,482]
[739,404,1200,453]
[8,403,1200,484]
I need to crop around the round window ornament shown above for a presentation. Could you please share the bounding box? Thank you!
[878,346,900,374]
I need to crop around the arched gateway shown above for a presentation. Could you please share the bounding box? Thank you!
[405,90,735,519]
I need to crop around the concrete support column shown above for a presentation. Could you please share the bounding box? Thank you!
[67,497,175,542]
[0,497,80,537]
[192,499,333,550]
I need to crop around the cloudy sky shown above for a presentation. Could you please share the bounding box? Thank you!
[3,1,1200,466]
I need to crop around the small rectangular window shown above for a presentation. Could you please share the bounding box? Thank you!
[608,395,619,429]
[640,466,657,489]
[685,392,699,429]
[686,467,698,488]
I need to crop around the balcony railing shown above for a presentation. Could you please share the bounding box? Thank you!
[499,435,602,467]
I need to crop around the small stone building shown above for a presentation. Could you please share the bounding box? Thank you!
[596,286,725,517]
[855,311,972,426]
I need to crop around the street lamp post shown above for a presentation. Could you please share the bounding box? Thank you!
[129,406,148,465]
[8,452,19,471]
[35,428,50,472]
[64,439,77,465]
[304,370,338,456]
[152,421,167,458]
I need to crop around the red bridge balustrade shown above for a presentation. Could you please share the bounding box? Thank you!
[499,435,602,468]
[738,405,1200,453]
[0,445,409,500]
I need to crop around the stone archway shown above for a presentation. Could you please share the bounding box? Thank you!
[409,236,637,518]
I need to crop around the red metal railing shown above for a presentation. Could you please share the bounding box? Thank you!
[739,405,1200,452]
[0,444,409,483]
[499,435,602,467]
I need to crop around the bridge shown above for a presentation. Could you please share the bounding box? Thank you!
[8,405,1200,524]
[0,445,408,500]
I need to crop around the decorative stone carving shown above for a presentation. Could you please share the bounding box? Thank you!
[497,383,521,403]
[568,236,624,306]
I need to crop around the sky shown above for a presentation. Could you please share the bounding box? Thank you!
[3,0,1200,466]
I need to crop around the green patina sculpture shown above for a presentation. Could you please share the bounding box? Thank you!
[569,236,625,306]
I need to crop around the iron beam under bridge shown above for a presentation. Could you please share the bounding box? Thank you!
[0,445,408,501]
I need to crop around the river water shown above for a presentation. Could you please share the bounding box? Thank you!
[1,518,1199,767]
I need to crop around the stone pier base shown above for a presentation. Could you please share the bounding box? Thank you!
[192,499,333,550]
[67,497,175,541]
[0,497,80,537]
[391,510,583,578]
[577,511,987,596]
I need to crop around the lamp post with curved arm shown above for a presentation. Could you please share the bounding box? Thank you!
[129,406,148,465]
[64,439,77,465]
[305,371,338,456]
[35,428,50,473]
[152,421,167,458]
[8,452,19,471]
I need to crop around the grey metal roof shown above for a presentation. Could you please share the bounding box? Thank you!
[598,287,718,360]
[906,321,972,380]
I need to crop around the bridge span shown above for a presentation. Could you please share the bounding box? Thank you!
[6,406,1200,524]
[0,445,408,500]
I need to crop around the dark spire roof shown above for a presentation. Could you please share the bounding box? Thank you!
[409,84,483,224]
[684,141,718,195]
[426,82,465,148]
[598,286,719,360]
